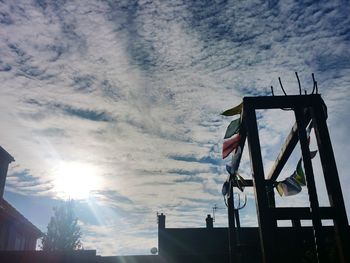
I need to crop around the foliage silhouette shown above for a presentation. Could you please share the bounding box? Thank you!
[41,200,82,251]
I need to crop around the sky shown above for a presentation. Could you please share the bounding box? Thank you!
[1,0,350,256]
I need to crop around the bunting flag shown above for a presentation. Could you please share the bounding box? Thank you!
[235,173,247,192]
[306,123,312,137]
[224,147,247,192]
[293,160,306,186]
[222,134,241,159]
[225,147,241,177]
[221,100,244,196]
[224,118,240,139]
[221,102,243,117]
[276,177,302,196]
[276,150,318,196]
[293,150,318,186]
[222,181,229,196]
[230,146,242,174]
[222,173,247,196]
[306,123,313,144]
[275,122,318,197]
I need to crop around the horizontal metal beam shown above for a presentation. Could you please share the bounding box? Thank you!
[243,94,321,110]
[232,179,253,188]
[271,207,334,220]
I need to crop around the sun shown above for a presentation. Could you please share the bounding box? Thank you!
[53,161,101,200]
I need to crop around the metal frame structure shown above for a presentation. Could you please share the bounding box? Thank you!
[228,94,349,263]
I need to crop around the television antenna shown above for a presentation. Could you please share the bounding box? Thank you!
[212,204,225,222]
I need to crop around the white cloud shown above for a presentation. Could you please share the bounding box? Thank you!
[1,0,349,256]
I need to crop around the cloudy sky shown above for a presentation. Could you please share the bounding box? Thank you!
[1,0,350,256]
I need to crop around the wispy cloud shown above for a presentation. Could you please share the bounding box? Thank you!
[1,0,349,256]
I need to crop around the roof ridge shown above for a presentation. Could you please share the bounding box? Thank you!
[0,198,42,237]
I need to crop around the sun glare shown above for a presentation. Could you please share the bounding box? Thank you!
[53,162,101,200]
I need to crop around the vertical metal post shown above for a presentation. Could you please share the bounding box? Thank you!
[266,186,276,208]
[311,99,349,263]
[234,209,241,229]
[227,128,246,263]
[234,208,243,263]
[244,103,276,263]
[291,219,303,262]
[294,107,327,263]
[227,181,236,263]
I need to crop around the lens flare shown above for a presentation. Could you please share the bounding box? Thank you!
[53,161,100,200]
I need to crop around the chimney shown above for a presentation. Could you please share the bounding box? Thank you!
[0,146,14,199]
[158,213,166,230]
[206,214,213,229]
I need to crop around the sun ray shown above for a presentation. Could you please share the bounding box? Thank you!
[53,161,101,200]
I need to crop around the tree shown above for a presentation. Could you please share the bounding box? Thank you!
[41,200,82,251]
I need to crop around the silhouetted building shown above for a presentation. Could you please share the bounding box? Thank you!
[157,213,347,263]
[0,146,42,251]
[158,213,250,262]
[158,213,230,256]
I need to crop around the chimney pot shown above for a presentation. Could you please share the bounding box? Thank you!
[206,214,213,229]
[158,213,166,230]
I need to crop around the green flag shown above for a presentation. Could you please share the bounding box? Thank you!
[276,177,302,197]
[276,183,284,196]
[294,150,318,186]
[221,102,243,116]
[295,160,306,186]
[224,118,240,139]
[277,150,318,196]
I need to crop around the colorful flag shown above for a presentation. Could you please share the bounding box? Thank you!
[222,181,229,196]
[226,164,233,176]
[293,150,318,186]
[276,150,318,196]
[294,161,306,186]
[276,177,302,197]
[221,102,243,117]
[224,118,240,139]
[306,123,312,138]
[306,123,313,144]
[225,147,246,192]
[222,134,241,159]
[226,147,241,177]
[235,173,247,192]
[231,146,242,173]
